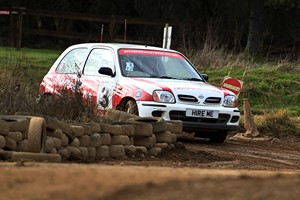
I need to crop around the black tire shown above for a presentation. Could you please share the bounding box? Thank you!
[36,93,53,105]
[122,100,139,115]
[209,131,228,143]
[194,131,228,143]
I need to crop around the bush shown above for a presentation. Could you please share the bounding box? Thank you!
[0,72,37,114]
[258,109,300,137]
[0,72,97,123]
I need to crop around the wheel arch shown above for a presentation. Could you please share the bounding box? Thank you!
[116,97,139,116]
[116,96,136,110]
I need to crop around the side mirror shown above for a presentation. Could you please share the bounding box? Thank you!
[201,74,208,82]
[98,67,115,77]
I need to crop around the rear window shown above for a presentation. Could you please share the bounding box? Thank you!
[56,48,87,74]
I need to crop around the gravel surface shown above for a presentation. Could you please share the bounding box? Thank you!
[1,133,300,200]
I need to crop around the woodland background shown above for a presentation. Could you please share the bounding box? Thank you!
[0,0,299,59]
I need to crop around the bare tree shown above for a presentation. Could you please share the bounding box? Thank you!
[245,0,300,54]
[245,0,265,53]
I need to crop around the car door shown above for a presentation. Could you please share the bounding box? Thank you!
[80,48,117,110]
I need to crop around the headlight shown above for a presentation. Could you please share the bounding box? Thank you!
[153,90,175,103]
[223,95,237,107]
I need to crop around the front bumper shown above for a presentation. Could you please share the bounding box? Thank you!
[137,101,240,132]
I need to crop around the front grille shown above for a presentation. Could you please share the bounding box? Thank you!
[169,110,230,124]
[178,94,198,102]
[205,97,221,104]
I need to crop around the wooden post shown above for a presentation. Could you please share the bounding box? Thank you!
[243,98,260,137]
[163,23,169,48]
[109,15,115,42]
[16,8,24,50]
[100,24,104,43]
[9,8,15,47]
[295,35,300,61]
[124,19,127,43]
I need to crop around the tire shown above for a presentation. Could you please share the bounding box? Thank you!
[0,120,9,136]
[43,115,75,142]
[105,108,139,122]
[122,100,139,115]
[37,93,54,105]
[129,117,167,133]
[167,120,183,134]
[111,135,130,145]
[155,131,172,144]
[109,145,125,158]
[0,115,29,132]
[0,135,5,149]
[134,135,155,148]
[11,152,61,163]
[28,117,46,153]
[194,131,228,143]
[14,113,75,142]
[111,121,153,137]
[132,123,153,137]
[209,131,228,143]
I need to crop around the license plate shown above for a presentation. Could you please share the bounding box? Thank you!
[186,109,219,118]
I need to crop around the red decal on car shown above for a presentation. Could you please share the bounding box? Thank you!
[132,78,172,93]
[119,49,184,59]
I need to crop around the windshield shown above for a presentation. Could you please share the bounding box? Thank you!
[118,49,203,81]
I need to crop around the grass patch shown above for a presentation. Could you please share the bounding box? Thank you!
[195,57,300,116]
[0,47,60,81]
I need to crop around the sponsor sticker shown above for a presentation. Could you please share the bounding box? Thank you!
[125,62,134,71]
[119,49,184,59]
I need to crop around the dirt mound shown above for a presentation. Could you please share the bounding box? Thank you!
[100,142,231,168]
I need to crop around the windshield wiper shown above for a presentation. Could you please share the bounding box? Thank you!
[150,75,177,79]
[182,77,203,82]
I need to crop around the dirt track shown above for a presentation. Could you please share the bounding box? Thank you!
[1,133,300,200]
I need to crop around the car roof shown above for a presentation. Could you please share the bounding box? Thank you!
[69,43,179,53]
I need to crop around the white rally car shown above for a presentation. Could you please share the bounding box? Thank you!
[40,43,240,143]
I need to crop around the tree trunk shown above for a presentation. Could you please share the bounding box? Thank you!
[245,0,265,53]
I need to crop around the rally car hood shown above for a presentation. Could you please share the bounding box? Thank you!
[122,77,231,102]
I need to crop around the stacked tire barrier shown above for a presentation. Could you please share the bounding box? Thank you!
[0,109,182,162]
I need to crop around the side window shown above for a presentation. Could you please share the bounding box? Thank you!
[56,48,87,74]
[84,48,115,76]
